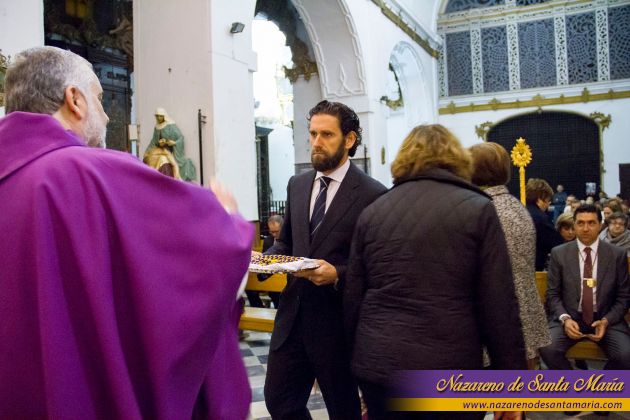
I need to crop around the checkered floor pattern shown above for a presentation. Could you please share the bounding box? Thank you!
[240,331,330,419]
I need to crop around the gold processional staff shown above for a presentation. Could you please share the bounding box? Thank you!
[510,137,532,205]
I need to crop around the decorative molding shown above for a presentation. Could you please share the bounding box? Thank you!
[439,88,630,114]
[341,0,368,96]
[256,0,319,84]
[283,61,318,83]
[506,22,521,90]
[0,50,9,107]
[589,111,612,131]
[475,121,494,140]
[371,0,442,58]
[595,7,610,82]
[439,0,630,33]
[291,0,366,98]
[554,15,568,85]
[470,27,483,94]
[438,44,448,98]
[380,63,404,110]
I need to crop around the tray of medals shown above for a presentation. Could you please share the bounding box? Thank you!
[249,254,320,274]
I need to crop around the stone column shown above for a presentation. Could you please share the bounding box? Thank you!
[134,0,259,219]
[0,0,44,115]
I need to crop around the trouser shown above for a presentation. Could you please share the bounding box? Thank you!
[540,321,630,370]
[264,315,361,420]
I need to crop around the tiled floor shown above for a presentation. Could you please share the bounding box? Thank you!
[241,331,329,420]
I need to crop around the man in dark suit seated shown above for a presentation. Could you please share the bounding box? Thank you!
[540,204,630,370]
[263,100,387,420]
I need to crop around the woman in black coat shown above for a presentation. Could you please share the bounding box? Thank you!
[343,125,527,420]
[525,178,564,270]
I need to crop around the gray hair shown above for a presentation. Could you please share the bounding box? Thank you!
[5,46,95,114]
[268,215,284,227]
[610,212,628,224]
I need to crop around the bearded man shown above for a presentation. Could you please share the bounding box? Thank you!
[262,100,386,419]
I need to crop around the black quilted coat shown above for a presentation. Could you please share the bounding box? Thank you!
[343,168,527,384]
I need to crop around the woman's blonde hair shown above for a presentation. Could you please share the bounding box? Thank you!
[391,124,473,183]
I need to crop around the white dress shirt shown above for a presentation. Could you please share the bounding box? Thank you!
[577,238,599,312]
[309,158,351,220]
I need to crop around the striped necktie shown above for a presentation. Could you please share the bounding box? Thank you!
[310,177,331,239]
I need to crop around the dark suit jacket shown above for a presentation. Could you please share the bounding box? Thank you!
[547,240,630,331]
[261,235,275,252]
[266,162,387,351]
[256,235,276,282]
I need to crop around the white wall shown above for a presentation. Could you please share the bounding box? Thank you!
[292,74,322,165]
[267,124,294,201]
[135,0,259,220]
[0,0,44,116]
[344,0,439,186]
[439,98,630,196]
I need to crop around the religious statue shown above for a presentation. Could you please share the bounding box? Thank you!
[143,108,197,181]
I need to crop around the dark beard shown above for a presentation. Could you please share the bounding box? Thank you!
[311,141,346,173]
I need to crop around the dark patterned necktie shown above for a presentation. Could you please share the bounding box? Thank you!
[582,247,594,326]
[310,177,331,239]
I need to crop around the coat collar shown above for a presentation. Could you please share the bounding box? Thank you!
[392,167,490,199]
[0,112,85,182]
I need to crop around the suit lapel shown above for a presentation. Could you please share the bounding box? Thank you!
[596,241,612,312]
[309,163,361,254]
[566,241,582,301]
[294,171,316,255]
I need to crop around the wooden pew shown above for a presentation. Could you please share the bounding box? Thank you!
[535,271,630,361]
[239,272,287,332]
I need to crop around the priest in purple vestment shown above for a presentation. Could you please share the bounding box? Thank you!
[0,46,253,419]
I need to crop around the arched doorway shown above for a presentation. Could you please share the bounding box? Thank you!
[385,41,433,170]
[488,111,600,199]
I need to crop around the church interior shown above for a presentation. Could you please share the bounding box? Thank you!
[1,0,630,418]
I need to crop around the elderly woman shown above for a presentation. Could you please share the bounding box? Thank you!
[343,125,526,420]
[470,142,551,369]
[601,212,630,256]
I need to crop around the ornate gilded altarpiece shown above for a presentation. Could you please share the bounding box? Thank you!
[44,0,133,152]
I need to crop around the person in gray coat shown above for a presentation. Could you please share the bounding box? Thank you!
[470,142,551,369]
[344,125,526,420]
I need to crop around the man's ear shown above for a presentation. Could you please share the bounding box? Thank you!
[345,131,357,151]
[63,85,87,120]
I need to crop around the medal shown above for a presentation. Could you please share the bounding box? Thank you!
[584,278,597,288]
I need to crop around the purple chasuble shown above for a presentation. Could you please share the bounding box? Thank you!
[0,112,253,419]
